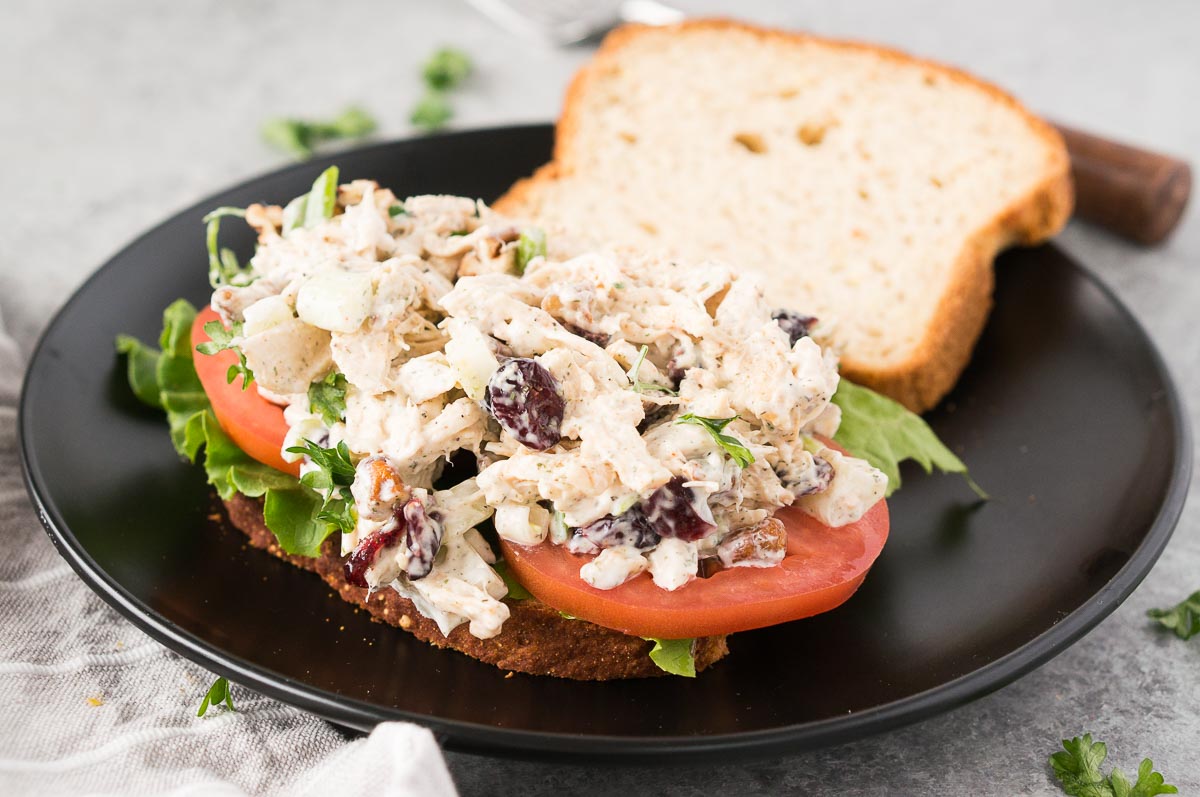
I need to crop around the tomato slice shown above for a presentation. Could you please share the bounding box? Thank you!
[499,500,889,639]
[191,306,299,477]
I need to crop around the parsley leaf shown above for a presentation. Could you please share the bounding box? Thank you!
[203,207,251,289]
[628,345,677,395]
[675,414,754,468]
[422,47,472,91]
[285,439,357,538]
[197,675,235,717]
[308,372,348,427]
[261,106,377,161]
[1147,590,1200,640]
[831,379,985,499]
[1049,734,1177,796]
[195,320,253,389]
[514,227,546,274]
[493,560,532,600]
[642,637,696,678]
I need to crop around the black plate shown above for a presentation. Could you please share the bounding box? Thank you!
[19,126,1191,762]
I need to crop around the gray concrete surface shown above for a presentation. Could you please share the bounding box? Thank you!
[3,0,1198,793]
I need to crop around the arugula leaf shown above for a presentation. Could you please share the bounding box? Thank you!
[114,334,163,408]
[422,47,472,91]
[261,106,377,161]
[196,319,253,389]
[1147,590,1200,640]
[1049,734,1177,796]
[675,414,754,468]
[493,560,532,600]
[410,91,453,130]
[628,345,677,395]
[643,637,696,678]
[514,227,546,274]
[831,379,985,499]
[308,372,348,427]
[203,207,251,289]
[197,675,235,717]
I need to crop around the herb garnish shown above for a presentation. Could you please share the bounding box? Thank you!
[308,372,348,427]
[197,675,235,717]
[674,414,754,468]
[628,345,677,395]
[1147,590,1200,640]
[1049,733,1176,796]
[642,637,696,678]
[261,106,377,161]
[285,439,357,535]
[203,207,252,289]
[196,320,253,390]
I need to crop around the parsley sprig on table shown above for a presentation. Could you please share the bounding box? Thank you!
[1147,590,1200,640]
[1049,734,1177,796]
[197,675,235,717]
[261,106,377,161]
[411,47,473,130]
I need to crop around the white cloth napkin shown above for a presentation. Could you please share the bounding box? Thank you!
[0,310,457,796]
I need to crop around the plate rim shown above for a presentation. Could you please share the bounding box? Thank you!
[17,125,1194,763]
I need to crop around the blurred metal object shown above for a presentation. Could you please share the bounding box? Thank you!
[465,0,683,45]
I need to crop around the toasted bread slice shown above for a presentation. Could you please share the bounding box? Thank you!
[496,19,1072,412]
[224,494,729,680]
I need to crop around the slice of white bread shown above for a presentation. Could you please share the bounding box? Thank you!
[496,20,1073,412]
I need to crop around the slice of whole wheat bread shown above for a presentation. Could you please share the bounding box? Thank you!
[223,493,729,680]
[496,19,1073,412]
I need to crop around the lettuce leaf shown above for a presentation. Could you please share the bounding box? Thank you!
[115,299,337,556]
[831,379,985,499]
[643,637,696,678]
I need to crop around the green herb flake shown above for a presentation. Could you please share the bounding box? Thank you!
[1049,733,1177,796]
[493,560,532,601]
[642,637,696,678]
[303,166,340,229]
[308,372,349,427]
[197,675,235,717]
[261,106,377,161]
[514,227,547,275]
[388,203,408,218]
[422,47,472,91]
[1147,590,1200,640]
[831,379,985,499]
[675,414,754,468]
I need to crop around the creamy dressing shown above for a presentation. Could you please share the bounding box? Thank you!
[211,180,886,640]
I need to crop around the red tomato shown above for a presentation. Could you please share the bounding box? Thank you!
[499,500,889,639]
[191,306,299,477]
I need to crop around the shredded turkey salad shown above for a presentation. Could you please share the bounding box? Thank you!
[206,167,887,640]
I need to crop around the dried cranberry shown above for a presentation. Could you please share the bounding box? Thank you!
[642,477,716,542]
[775,454,833,498]
[484,358,565,450]
[563,322,610,347]
[772,310,817,346]
[402,497,443,580]
[567,507,660,554]
[344,520,405,588]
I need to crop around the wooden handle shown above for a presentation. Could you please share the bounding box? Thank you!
[1055,124,1191,245]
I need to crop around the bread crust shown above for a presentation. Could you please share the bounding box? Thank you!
[494,18,1074,413]
[223,493,729,680]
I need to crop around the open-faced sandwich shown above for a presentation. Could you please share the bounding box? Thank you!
[117,167,975,679]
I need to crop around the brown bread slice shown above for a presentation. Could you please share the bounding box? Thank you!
[496,19,1073,412]
[224,493,729,680]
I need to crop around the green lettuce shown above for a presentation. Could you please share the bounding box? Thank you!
[643,637,696,678]
[115,299,338,557]
[832,379,985,499]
